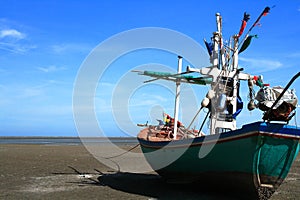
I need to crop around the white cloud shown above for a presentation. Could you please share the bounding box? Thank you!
[0,42,35,53]
[239,57,283,73]
[51,43,92,54]
[0,28,35,53]
[37,65,66,73]
[0,29,25,39]
[21,88,43,98]
[51,44,68,53]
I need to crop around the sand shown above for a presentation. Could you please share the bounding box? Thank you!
[0,144,299,200]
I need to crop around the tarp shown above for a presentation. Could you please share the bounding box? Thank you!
[142,71,212,85]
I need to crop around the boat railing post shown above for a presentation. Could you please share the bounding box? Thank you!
[173,56,182,140]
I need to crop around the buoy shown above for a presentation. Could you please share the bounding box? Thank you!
[247,100,256,111]
[206,90,215,99]
[201,97,210,107]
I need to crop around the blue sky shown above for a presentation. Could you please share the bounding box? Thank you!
[0,0,300,137]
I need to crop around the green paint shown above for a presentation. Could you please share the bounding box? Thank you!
[140,133,299,181]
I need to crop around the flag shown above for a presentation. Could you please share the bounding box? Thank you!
[163,113,183,127]
[163,113,171,125]
[262,7,270,16]
[238,21,247,37]
[238,12,250,38]
[249,6,271,32]
[254,6,271,27]
[239,35,258,54]
[204,39,213,56]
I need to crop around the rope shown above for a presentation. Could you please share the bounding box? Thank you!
[104,144,140,159]
[198,111,210,136]
[185,106,203,131]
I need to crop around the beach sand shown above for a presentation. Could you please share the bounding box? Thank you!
[0,144,299,200]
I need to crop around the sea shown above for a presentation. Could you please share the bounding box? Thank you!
[0,137,139,145]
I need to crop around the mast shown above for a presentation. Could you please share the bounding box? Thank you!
[212,13,221,68]
[200,13,239,135]
[231,34,239,123]
[173,56,182,139]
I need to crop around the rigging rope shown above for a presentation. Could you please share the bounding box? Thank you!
[103,144,140,159]
[184,106,204,133]
[198,111,210,136]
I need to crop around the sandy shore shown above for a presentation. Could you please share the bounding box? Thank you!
[0,144,299,200]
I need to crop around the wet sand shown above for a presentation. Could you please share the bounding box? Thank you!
[0,144,299,200]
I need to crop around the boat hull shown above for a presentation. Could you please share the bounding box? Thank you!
[137,122,300,198]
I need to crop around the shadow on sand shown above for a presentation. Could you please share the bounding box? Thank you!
[59,166,256,199]
[97,171,252,200]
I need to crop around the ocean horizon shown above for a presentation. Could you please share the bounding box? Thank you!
[0,136,138,145]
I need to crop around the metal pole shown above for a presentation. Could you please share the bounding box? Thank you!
[231,35,239,118]
[263,71,300,120]
[173,56,182,140]
[210,14,221,135]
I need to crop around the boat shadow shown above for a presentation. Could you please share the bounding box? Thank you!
[97,172,251,200]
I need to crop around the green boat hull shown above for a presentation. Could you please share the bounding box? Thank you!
[138,122,300,198]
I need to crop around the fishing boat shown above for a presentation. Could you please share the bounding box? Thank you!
[135,7,300,199]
